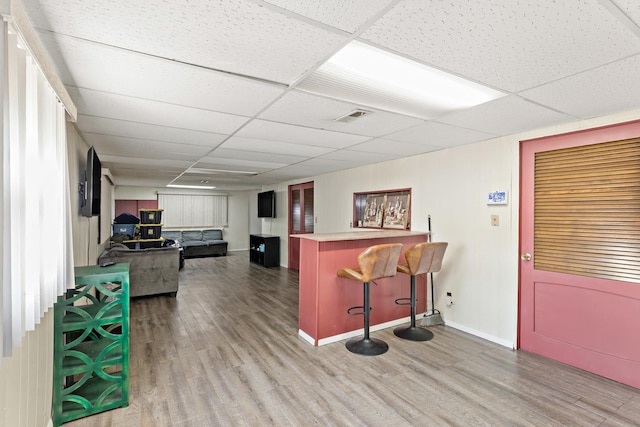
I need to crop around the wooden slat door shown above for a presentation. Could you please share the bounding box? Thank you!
[519,120,640,389]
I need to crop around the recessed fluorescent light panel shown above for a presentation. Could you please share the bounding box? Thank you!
[166,184,216,190]
[186,168,257,175]
[297,41,505,119]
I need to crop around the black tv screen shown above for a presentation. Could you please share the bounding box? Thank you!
[82,146,101,217]
[257,190,276,218]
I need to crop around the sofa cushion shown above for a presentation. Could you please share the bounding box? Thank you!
[181,240,208,247]
[204,240,226,245]
[202,229,223,241]
[162,230,183,242]
[182,230,203,241]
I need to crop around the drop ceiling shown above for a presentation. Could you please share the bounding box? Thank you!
[20,0,640,190]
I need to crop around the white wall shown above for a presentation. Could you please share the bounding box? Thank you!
[226,191,250,250]
[69,124,101,266]
[248,190,261,235]
[262,108,640,348]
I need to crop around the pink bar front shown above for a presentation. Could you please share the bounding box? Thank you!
[297,231,428,345]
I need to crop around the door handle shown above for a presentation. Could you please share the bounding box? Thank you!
[521,253,532,261]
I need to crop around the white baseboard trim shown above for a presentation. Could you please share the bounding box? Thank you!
[298,329,315,345]
[299,314,416,347]
[444,320,514,349]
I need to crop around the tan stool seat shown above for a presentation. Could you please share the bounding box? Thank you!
[337,243,402,356]
[394,242,448,342]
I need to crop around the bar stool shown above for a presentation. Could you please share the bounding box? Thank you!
[337,243,403,356]
[394,242,448,341]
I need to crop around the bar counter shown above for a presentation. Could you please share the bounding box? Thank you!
[295,230,429,346]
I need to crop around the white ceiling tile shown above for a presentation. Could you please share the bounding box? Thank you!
[220,136,334,157]
[84,134,212,160]
[244,168,311,185]
[385,122,497,147]
[78,115,228,148]
[208,148,307,165]
[25,0,347,84]
[438,96,576,136]
[273,160,356,176]
[319,150,399,163]
[611,0,640,25]
[195,157,289,171]
[98,155,194,169]
[235,119,370,149]
[347,138,437,156]
[360,0,640,92]
[259,90,424,137]
[263,0,396,32]
[520,54,640,119]
[98,155,194,184]
[19,1,640,190]
[68,87,249,134]
[173,175,258,188]
[37,32,286,116]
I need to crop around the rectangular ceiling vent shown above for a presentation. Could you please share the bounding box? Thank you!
[334,109,372,123]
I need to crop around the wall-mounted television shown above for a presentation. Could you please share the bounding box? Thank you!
[82,146,101,217]
[257,190,276,218]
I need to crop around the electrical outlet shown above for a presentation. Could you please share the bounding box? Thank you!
[446,292,453,306]
[491,214,499,226]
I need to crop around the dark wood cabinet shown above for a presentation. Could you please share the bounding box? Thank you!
[250,234,280,267]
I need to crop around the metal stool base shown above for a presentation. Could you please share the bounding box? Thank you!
[346,337,389,356]
[393,325,434,342]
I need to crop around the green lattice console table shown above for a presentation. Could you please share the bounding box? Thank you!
[52,263,130,426]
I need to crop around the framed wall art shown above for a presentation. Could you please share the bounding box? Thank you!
[353,188,411,230]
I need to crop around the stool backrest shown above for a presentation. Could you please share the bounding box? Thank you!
[357,243,403,283]
[429,242,448,273]
[404,242,448,276]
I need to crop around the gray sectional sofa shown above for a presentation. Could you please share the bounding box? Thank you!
[161,229,228,258]
[98,245,180,297]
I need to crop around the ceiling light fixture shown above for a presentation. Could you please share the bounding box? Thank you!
[186,168,257,175]
[166,184,216,190]
[297,41,505,120]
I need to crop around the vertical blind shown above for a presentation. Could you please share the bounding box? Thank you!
[534,137,640,283]
[1,22,74,359]
[158,194,228,228]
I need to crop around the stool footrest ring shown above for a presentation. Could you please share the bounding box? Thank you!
[394,297,411,306]
[347,305,371,316]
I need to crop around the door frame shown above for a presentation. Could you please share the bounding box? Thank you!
[518,119,640,387]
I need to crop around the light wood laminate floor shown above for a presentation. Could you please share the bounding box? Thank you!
[66,252,640,426]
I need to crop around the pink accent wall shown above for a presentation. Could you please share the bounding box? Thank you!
[115,199,158,218]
